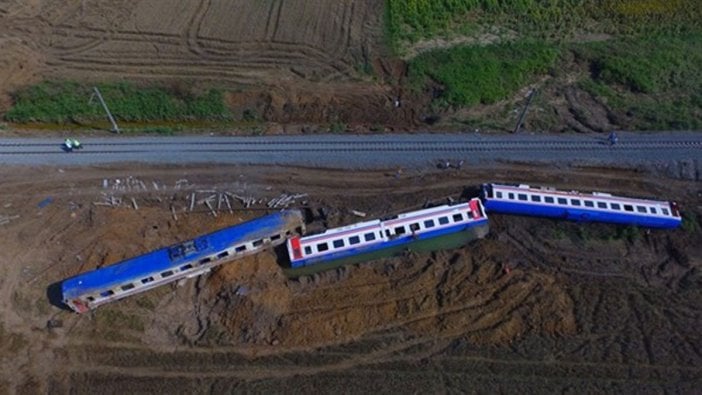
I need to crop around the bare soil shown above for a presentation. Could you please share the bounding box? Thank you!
[0,162,700,393]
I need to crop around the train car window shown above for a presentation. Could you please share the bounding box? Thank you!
[508,193,515,200]
[304,246,312,255]
[636,206,647,213]
[121,284,135,291]
[271,234,281,241]
[161,270,174,278]
[661,208,670,216]
[518,194,528,201]
[235,245,247,252]
[217,251,229,259]
[100,290,114,297]
[180,264,193,271]
[611,203,621,210]
[439,217,449,225]
[86,296,95,302]
[349,236,361,245]
[544,196,554,203]
[364,232,376,241]
[452,213,463,222]
[557,198,567,205]
[333,239,344,248]
[410,223,420,232]
[424,219,435,228]
[252,239,263,247]
[496,191,503,198]
[200,257,211,265]
[385,229,392,237]
[571,199,581,206]
[317,243,329,252]
[597,202,607,209]
[649,207,657,214]
[623,204,634,212]
[584,201,594,207]
[141,277,154,284]
[395,226,406,235]
[531,195,541,202]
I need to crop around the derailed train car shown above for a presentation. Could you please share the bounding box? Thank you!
[285,198,489,274]
[481,183,682,229]
[61,210,304,313]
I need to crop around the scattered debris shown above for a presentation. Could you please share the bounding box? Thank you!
[204,199,218,217]
[437,160,464,170]
[227,192,256,208]
[267,193,308,208]
[37,197,53,208]
[0,215,19,226]
[46,319,63,329]
[131,198,138,210]
[223,194,233,214]
[351,210,366,217]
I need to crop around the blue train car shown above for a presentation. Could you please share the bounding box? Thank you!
[287,199,489,270]
[62,210,304,313]
[481,183,681,229]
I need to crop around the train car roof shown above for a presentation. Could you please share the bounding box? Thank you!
[487,183,670,205]
[298,200,483,244]
[62,210,300,300]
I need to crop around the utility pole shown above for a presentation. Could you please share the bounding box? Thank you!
[513,89,537,134]
[90,87,120,133]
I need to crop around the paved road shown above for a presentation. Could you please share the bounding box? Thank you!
[0,132,699,168]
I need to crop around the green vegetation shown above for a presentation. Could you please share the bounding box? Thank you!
[390,0,702,130]
[576,34,702,130]
[329,121,348,133]
[409,42,558,106]
[5,81,231,124]
[577,34,702,94]
[682,212,701,235]
[387,0,702,48]
[617,225,641,244]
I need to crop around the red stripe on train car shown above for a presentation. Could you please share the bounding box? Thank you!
[290,236,303,259]
[469,199,480,219]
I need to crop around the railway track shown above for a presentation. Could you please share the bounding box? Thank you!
[0,134,699,166]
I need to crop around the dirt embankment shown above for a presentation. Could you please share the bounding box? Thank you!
[0,163,699,392]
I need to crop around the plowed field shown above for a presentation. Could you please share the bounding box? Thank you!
[0,0,416,125]
[0,163,700,393]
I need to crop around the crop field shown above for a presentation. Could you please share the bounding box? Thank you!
[393,0,702,130]
[387,0,702,46]
[0,0,404,127]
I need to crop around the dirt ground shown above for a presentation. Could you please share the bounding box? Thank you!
[0,162,700,393]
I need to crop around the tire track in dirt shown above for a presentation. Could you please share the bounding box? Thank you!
[57,314,702,387]
[43,4,359,84]
[183,0,209,56]
[328,1,354,60]
[264,0,283,42]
